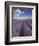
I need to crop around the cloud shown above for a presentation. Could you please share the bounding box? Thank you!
[22,11,24,14]
[13,8,32,19]
[13,9,22,16]
[16,9,22,14]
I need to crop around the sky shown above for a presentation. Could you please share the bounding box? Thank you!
[12,7,32,19]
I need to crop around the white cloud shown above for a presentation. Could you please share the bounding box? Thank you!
[22,11,24,14]
[13,9,22,16]
[16,9,22,14]
[13,9,32,19]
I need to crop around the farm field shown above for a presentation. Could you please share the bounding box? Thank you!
[12,19,32,37]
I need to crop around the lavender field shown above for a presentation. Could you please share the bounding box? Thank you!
[12,19,32,37]
[12,8,32,37]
